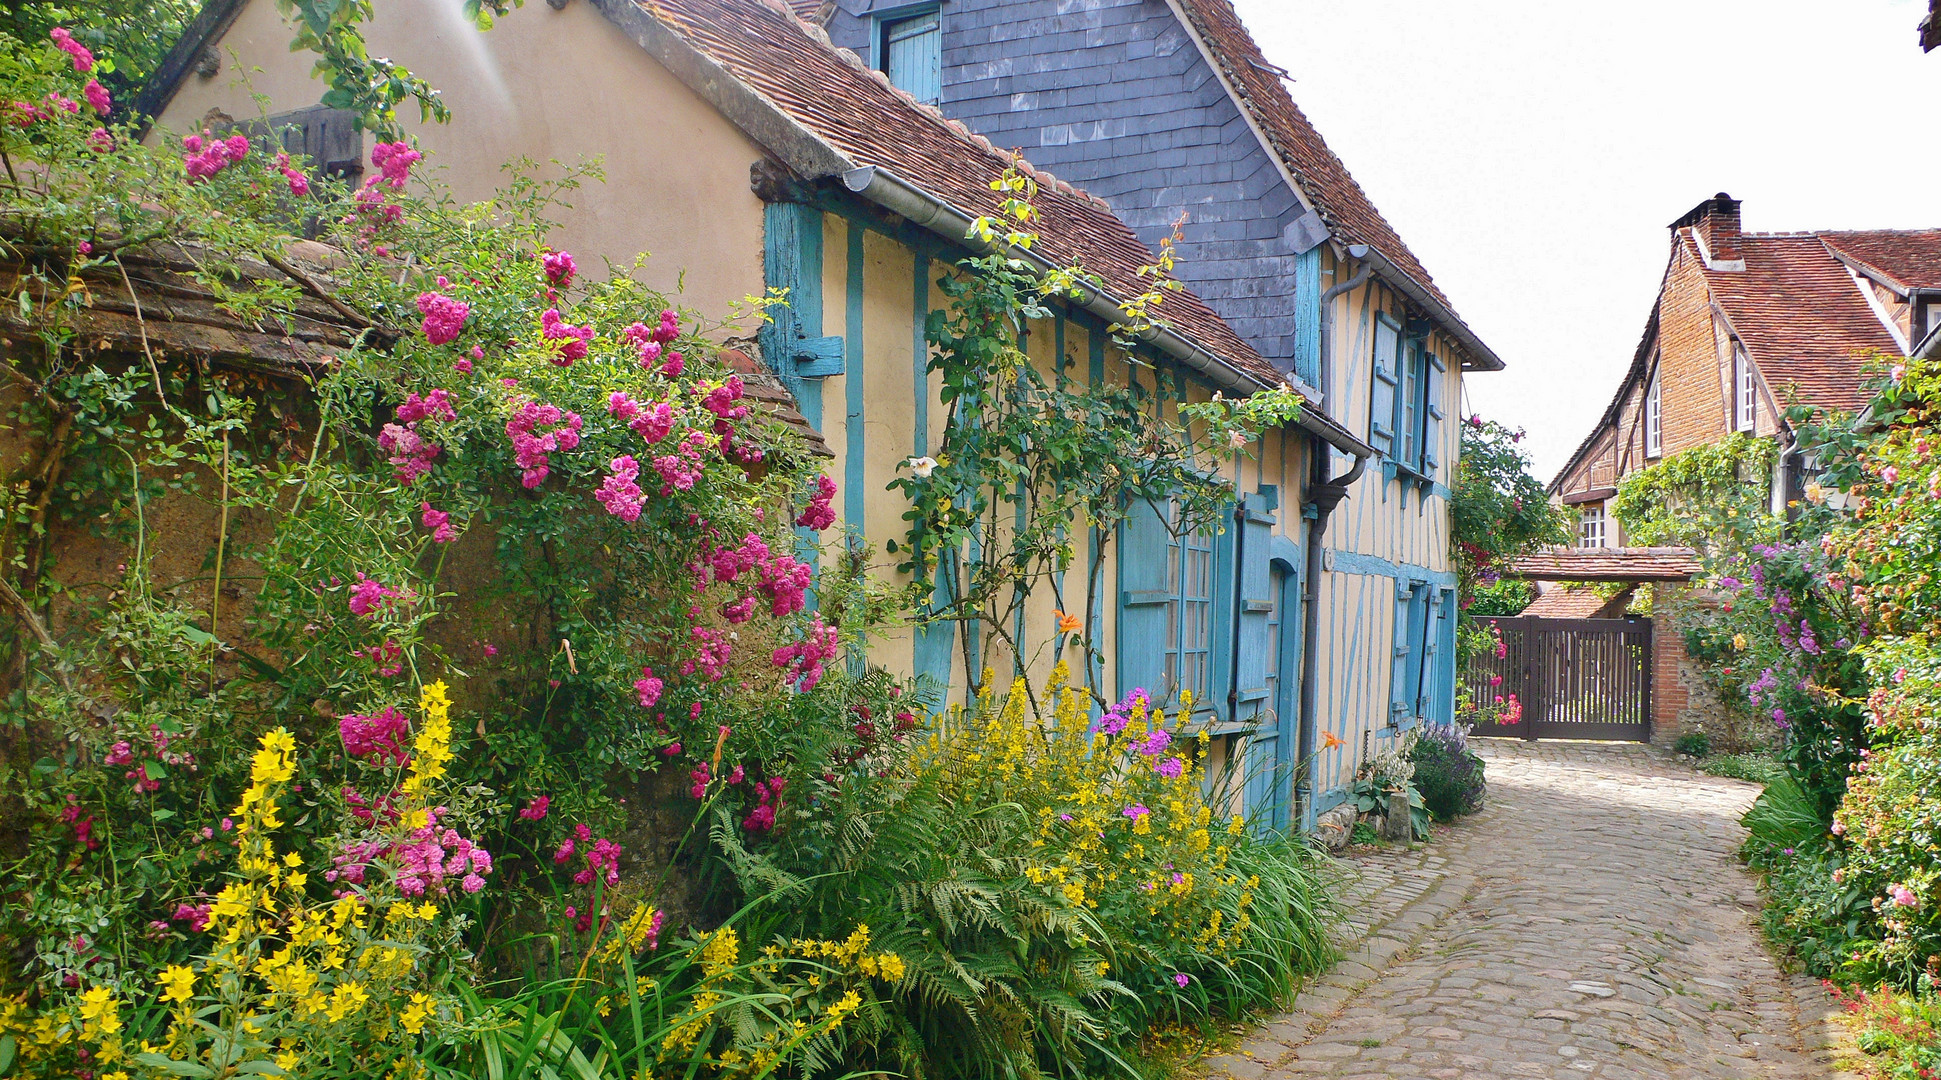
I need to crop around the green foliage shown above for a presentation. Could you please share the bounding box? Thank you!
[1673,730,1711,758]
[1449,418,1568,600]
[1464,577,1533,617]
[703,666,1339,1077]
[1829,641,1941,987]
[0,0,199,103]
[1610,431,1779,553]
[1409,725,1485,822]
[1835,984,1941,1079]
[1697,750,1785,785]
[891,170,1302,700]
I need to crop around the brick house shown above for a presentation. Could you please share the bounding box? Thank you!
[1549,193,1941,546]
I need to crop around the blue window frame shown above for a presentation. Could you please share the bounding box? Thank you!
[878,7,941,105]
[1389,581,1453,728]
[1370,313,1445,485]
[1164,513,1215,708]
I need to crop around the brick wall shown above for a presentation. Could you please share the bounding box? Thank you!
[1650,602,1690,744]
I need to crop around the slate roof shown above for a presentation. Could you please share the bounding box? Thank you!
[1509,547,1700,583]
[1690,230,1896,415]
[632,0,1288,394]
[1820,230,1941,293]
[1923,0,1941,51]
[1167,0,1450,314]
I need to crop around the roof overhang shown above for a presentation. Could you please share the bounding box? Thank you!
[1361,247,1504,372]
[1507,546,1700,583]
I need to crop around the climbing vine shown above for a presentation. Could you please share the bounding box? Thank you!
[1610,430,1779,553]
[888,170,1302,700]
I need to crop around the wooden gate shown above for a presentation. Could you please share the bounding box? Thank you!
[1464,616,1651,741]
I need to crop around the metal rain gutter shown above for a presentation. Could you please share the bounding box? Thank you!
[1359,247,1506,372]
[842,165,1373,458]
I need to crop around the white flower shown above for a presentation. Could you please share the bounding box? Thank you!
[907,456,938,478]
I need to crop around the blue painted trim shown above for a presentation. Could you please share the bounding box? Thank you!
[844,221,866,548]
[1309,783,1350,819]
[1087,328,1107,699]
[1294,247,1321,386]
[1328,550,1457,588]
[912,252,953,690]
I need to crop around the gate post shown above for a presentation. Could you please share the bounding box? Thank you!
[1640,617,1654,743]
[1521,618,1539,741]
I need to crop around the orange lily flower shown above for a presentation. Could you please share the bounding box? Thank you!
[1320,730,1346,751]
[1054,610,1083,634]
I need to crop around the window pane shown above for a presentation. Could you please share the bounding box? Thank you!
[883,11,941,105]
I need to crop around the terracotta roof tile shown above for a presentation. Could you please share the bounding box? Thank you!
[1510,547,1700,583]
[1169,0,1452,313]
[636,0,1286,390]
[1690,231,1896,415]
[1521,585,1633,619]
[1819,230,1941,292]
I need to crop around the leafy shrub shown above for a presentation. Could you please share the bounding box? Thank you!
[1757,845,1868,980]
[1741,771,1828,866]
[707,666,1341,1077]
[1833,983,1941,1079]
[1674,730,1712,758]
[1698,751,1785,785]
[1829,645,1941,987]
[1409,724,1486,821]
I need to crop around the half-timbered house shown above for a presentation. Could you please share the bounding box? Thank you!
[142,0,1497,829]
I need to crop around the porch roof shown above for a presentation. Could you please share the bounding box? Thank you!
[1507,546,1700,583]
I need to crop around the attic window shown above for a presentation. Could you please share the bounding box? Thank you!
[879,8,941,106]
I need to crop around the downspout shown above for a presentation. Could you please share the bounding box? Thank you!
[1293,248,1373,826]
[1297,439,1367,827]
[1317,246,1373,410]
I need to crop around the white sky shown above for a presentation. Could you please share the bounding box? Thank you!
[1234,0,1941,482]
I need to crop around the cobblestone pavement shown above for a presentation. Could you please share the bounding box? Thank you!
[1201,740,1850,1080]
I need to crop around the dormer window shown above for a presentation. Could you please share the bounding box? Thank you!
[879,7,942,106]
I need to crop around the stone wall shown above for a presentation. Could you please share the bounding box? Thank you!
[1648,583,1750,748]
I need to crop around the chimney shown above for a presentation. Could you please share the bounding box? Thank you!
[1671,192,1743,266]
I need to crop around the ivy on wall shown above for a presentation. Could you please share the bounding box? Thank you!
[1610,431,1779,553]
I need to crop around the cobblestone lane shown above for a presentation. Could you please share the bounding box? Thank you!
[1201,740,1849,1080]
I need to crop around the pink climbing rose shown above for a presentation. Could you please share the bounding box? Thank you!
[417,291,470,346]
[49,28,94,72]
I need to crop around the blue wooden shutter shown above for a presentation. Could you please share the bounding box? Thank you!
[1232,494,1276,717]
[1389,579,1414,726]
[1415,588,1443,720]
[759,202,845,394]
[1399,339,1421,468]
[1432,586,1458,727]
[1423,350,1445,477]
[1370,316,1399,456]
[1118,498,1172,702]
[883,9,942,105]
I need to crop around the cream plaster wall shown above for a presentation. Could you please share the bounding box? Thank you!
[151,0,768,323]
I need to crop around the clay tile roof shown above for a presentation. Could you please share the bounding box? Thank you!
[0,239,366,374]
[634,0,1285,391]
[1509,547,1701,583]
[1688,231,1897,416]
[1521,585,1633,619]
[1819,230,1941,293]
[721,348,832,457]
[1168,0,1451,314]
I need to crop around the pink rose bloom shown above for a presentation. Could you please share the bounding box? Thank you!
[420,502,457,543]
[83,79,110,115]
[1889,884,1918,908]
[50,28,94,72]
[542,250,577,289]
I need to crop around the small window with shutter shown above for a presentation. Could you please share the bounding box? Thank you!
[879,8,942,106]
